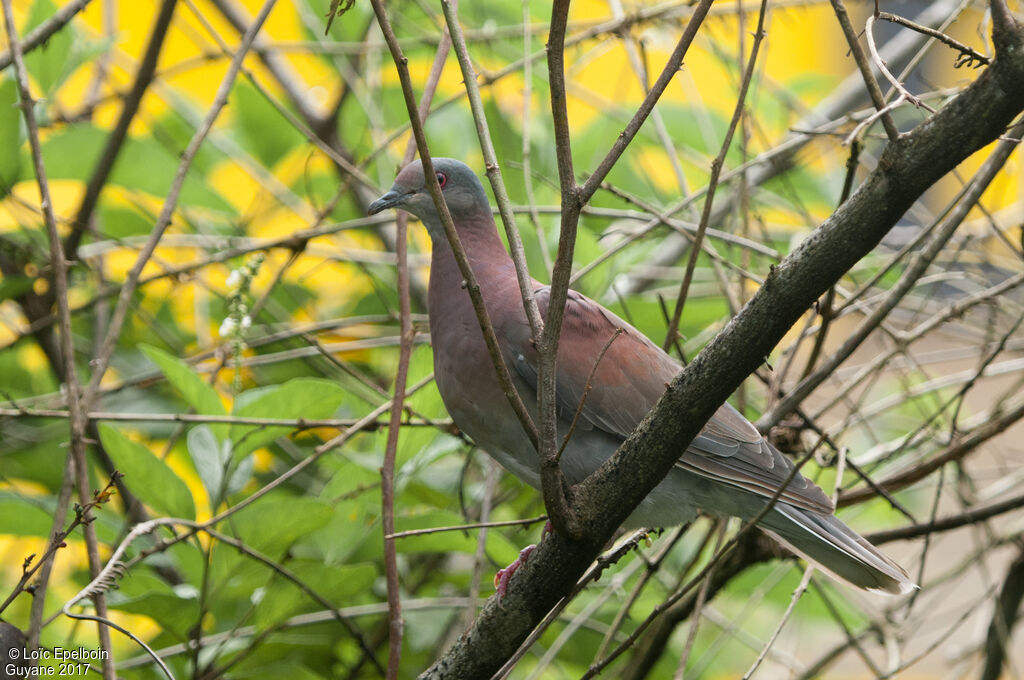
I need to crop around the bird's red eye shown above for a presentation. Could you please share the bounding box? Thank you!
[436,171,447,188]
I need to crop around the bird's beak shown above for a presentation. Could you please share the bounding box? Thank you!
[367,189,409,215]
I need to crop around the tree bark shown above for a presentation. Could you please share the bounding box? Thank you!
[421,6,1024,678]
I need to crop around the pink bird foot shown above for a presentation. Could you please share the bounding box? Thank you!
[494,544,536,597]
[493,521,553,597]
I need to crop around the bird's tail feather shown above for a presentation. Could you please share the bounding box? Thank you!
[756,505,916,595]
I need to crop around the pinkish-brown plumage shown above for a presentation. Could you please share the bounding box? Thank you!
[369,158,914,595]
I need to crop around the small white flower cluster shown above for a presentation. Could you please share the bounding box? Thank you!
[220,254,264,339]
[218,314,252,338]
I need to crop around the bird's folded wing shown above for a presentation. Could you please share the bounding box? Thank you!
[505,285,833,515]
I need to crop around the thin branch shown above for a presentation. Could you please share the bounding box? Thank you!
[980,544,1024,680]
[664,0,768,349]
[0,0,94,71]
[866,14,935,112]
[741,566,814,679]
[867,490,1024,544]
[377,16,455,675]
[829,0,900,140]
[367,0,540,450]
[386,515,548,540]
[0,407,440,429]
[80,0,279,409]
[577,0,715,203]
[760,122,1023,429]
[440,0,544,342]
[0,2,115,673]
[877,10,989,67]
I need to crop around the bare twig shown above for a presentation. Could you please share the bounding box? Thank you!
[81,0,279,409]
[0,2,115,673]
[440,0,545,342]
[386,515,548,540]
[367,0,540,451]
[65,0,179,260]
[664,0,768,349]
[760,122,1023,429]
[866,14,936,113]
[377,17,455,675]
[829,0,900,140]
[0,0,94,71]
[878,10,989,67]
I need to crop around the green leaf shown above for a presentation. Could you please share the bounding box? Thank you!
[21,0,72,95]
[99,424,195,520]
[27,124,232,212]
[0,497,53,536]
[230,378,347,458]
[232,81,303,167]
[0,78,21,190]
[186,424,229,504]
[140,344,227,440]
[0,274,33,302]
[253,561,375,629]
[107,571,200,638]
[231,497,334,555]
[97,205,155,239]
[395,510,520,564]
[226,453,254,497]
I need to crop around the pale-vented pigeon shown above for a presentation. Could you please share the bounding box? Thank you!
[368,158,913,595]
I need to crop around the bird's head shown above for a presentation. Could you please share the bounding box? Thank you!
[367,158,490,241]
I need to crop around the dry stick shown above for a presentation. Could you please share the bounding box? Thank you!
[583,449,820,680]
[81,0,277,411]
[539,0,584,538]
[519,0,553,273]
[539,0,717,538]
[556,328,623,460]
[877,11,990,67]
[0,407,439,429]
[618,0,966,296]
[830,0,900,141]
[674,521,727,679]
[440,0,544,342]
[868,490,1024,545]
[866,14,935,113]
[663,0,768,351]
[759,122,1024,430]
[387,515,548,540]
[0,0,94,70]
[26,458,75,649]
[65,0,179,260]
[0,2,115,674]
[492,529,653,680]
[378,17,455,677]
[367,0,540,452]
[810,578,884,676]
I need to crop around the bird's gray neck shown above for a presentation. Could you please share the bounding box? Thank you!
[426,210,513,321]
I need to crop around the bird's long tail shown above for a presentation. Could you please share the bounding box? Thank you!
[756,505,916,595]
